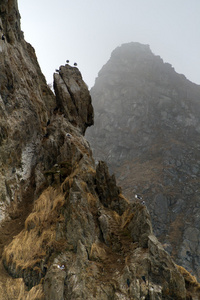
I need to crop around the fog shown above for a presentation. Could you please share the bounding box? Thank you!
[18,0,200,88]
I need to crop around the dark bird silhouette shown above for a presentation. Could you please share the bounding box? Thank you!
[126,278,130,287]
[47,119,50,126]
[1,34,5,41]
[142,275,146,283]
[74,62,77,66]
[66,60,69,63]
[55,69,59,73]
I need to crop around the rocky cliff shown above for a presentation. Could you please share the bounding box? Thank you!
[0,2,199,299]
[86,42,200,282]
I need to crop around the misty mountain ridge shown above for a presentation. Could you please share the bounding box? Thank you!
[86,42,200,280]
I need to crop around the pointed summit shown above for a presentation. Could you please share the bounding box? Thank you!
[86,42,200,280]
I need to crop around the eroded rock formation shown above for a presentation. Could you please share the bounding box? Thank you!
[0,2,199,299]
[86,42,200,281]
[54,65,94,134]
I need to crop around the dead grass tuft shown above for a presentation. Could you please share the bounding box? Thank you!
[121,208,135,229]
[176,265,200,288]
[3,187,66,278]
[18,283,45,300]
[177,264,200,299]
[61,175,74,193]
[110,210,121,224]
[119,193,129,203]
[0,277,26,300]
[87,193,97,204]
[89,243,107,262]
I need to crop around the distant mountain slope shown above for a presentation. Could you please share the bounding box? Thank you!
[86,42,200,279]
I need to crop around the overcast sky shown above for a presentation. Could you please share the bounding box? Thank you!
[18,0,200,88]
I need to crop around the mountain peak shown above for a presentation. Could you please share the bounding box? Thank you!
[87,42,200,283]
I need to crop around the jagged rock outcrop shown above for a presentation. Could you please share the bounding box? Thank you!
[54,65,94,135]
[86,42,200,280]
[2,159,189,299]
[0,3,199,299]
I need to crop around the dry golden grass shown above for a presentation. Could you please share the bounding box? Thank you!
[118,193,129,203]
[87,193,97,206]
[0,277,25,300]
[61,174,74,193]
[3,187,66,272]
[177,264,200,299]
[110,210,121,224]
[90,242,107,262]
[176,265,200,288]
[18,283,45,300]
[121,207,135,229]
[72,139,90,156]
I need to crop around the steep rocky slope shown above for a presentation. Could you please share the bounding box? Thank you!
[0,2,200,299]
[86,42,200,281]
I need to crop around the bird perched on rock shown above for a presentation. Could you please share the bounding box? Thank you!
[1,34,5,42]
[55,69,59,73]
[74,62,77,66]
[57,264,65,270]
[66,60,69,64]
[66,133,72,138]
[135,194,142,200]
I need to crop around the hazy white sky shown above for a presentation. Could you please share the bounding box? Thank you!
[18,0,200,88]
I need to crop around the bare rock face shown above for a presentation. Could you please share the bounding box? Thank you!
[95,161,129,215]
[0,0,23,43]
[0,3,199,300]
[86,42,200,280]
[0,0,56,224]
